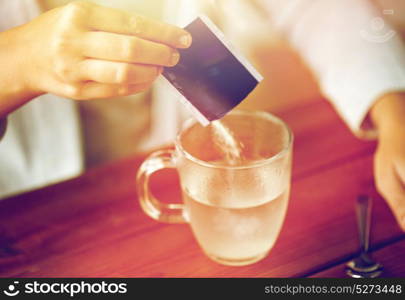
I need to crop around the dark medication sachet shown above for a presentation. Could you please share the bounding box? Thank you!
[163,15,263,126]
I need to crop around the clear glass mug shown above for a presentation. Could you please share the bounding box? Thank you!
[136,110,293,266]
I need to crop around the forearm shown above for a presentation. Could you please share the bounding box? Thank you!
[371,92,405,136]
[370,92,405,231]
[0,26,43,118]
[262,0,405,137]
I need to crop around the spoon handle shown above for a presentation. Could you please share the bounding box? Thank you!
[356,195,372,253]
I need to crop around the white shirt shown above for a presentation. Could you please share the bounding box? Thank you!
[2,0,405,198]
[0,0,83,199]
[212,0,405,138]
[257,0,405,138]
[0,0,195,199]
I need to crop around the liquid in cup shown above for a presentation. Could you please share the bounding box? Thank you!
[183,187,289,265]
[137,111,292,266]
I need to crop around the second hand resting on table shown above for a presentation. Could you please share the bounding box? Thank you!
[371,92,405,231]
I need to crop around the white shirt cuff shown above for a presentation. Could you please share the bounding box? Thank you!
[262,0,405,139]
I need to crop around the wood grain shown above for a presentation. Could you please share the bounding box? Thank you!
[0,99,403,278]
[277,100,376,179]
[311,238,405,277]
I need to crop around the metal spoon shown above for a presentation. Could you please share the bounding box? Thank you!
[346,195,383,278]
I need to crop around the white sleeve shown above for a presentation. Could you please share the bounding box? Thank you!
[260,0,405,138]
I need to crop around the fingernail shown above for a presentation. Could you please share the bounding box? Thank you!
[179,34,192,47]
[171,52,180,66]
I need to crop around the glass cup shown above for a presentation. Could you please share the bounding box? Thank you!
[136,110,293,266]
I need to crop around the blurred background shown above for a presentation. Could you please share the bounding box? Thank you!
[37,0,404,169]
[36,0,320,169]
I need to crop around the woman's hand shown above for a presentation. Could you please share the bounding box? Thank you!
[0,1,191,116]
[371,92,405,231]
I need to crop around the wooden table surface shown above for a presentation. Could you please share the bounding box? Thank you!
[0,98,404,278]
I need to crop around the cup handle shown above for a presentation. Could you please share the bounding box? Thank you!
[136,149,187,223]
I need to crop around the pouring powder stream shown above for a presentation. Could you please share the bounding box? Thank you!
[212,120,244,164]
